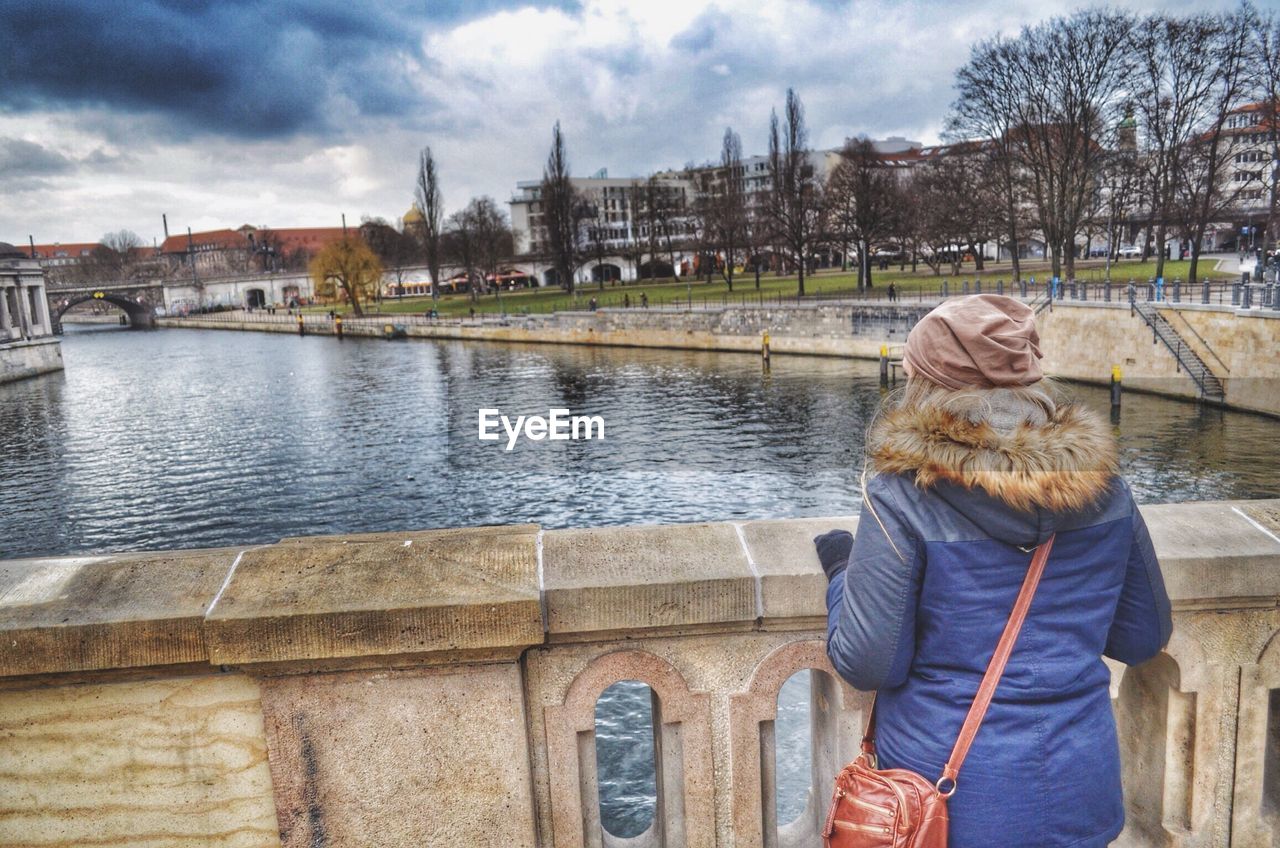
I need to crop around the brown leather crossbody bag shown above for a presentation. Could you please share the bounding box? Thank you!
[822,534,1056,848]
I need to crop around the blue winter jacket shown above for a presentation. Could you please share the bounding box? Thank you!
[822,402,1171,848]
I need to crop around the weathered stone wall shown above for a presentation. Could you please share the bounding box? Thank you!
[1037,301,1280,417]
[2,501,1280,846]
[0,674,279,847]
[0,337,63,385]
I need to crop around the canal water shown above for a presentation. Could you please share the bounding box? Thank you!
[4,325,1279,833]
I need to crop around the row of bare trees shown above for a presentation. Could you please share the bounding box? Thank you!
[691,6,1280,294]
[950,5,1280,283]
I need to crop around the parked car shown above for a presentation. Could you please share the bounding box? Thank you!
[1117,244,1142,258]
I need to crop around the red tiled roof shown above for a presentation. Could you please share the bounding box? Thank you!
[265,227,351,254]
[29,242,99,259]
[159,228,248,254]
[157,226,354,255]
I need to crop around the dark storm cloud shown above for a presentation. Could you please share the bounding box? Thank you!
[0,138,74,178]
[0,137,136,191]
[0,0,578,139]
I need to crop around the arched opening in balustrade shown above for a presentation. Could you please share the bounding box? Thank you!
[594,679,658,841]
[543,650,714,848]
[1114,652,1196,840]
[770,668,847,848]
[1264,689,1280,826]
[773,669,814,828]
[730,641,865,848]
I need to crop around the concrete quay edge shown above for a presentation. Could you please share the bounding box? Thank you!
[1,499,1278,679]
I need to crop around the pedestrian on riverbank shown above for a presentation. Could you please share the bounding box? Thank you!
[887,282,897,302]
[816,294,1170,848]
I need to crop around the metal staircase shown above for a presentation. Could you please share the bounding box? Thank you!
[1133,302,1225,401]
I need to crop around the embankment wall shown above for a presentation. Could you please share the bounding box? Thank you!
[0,337,63,385]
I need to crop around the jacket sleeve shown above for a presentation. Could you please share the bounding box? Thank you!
[826,475,925,691]
[1103,498,1173,665]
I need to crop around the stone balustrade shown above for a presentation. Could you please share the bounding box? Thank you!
[2,499,1279,847]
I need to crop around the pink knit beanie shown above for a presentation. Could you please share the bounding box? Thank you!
[902,294,1043,389]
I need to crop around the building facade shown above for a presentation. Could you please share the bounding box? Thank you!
[0,243,62,384]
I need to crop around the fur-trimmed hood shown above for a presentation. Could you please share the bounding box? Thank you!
[868,401,1118,514]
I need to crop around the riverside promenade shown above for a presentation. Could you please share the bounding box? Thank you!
[2,500,1279,847]
[159,293,1280,417]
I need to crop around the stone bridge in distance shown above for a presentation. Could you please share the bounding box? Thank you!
[44,278,163,330]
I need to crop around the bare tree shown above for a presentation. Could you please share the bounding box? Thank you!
[445,207,480,301]
[541,121,587,294]
[710,128,748,291]
[469,196,513,293]
[1178,7,1257,281]
[951,37,1031,280]
[766,88,824,295]
[637,176,668,279]
[361,217,416,300]
[1257,7,1280,255]
[827,138,901,289]
[92,229,143,280]
[743,203,770,288]
[586,194,613,290]
[1096,137,1144,268]
[414,146,444,301]
[1006,11,1134,280]
[912,158,976,275]
[1132,12,1222,282]
[641,175,688,280]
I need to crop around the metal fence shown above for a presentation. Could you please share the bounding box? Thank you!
[166,275,1280,326]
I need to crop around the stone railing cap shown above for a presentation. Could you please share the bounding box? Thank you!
[3,500,1280,679]
[204,524,542,665]
[739,516,859,620]
[0,547,239,677]
[541,522,756,635]
[1144,500,1280,604]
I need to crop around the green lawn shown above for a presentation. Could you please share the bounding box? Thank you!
[309,256,1235,318]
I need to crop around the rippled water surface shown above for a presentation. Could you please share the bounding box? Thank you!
[5,325,1278,560]
[3,325,1279,830]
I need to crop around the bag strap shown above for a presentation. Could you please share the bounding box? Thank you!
[937,533,1055,794]
[858,534,1056,795]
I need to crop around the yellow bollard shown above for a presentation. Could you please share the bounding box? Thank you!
[1110,365,1122,408]
[761,330,771,362]
[297,314,304,336]
[879,344,889,386]
[335,315,343,339]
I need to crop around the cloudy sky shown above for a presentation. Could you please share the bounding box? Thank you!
[0,0,1236,247]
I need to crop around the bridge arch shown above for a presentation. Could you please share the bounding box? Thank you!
[53,292,156,329]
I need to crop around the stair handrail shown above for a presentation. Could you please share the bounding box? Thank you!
[1163,308,1231,375]
[1132,302,1223,400]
